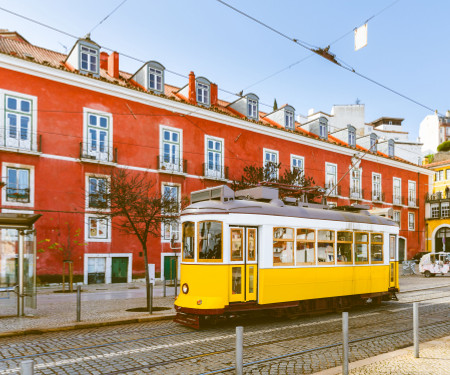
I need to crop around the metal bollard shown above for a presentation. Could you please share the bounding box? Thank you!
[414,302,419,358]
[20,359,34,375]
[148,283,153,314]
[342,312,349,375]
[174,277,177,297]
[236,326,243,375]
[76,285,81,322]
[163,278,166,297]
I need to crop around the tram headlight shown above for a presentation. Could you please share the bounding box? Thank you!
[182,283,189,294]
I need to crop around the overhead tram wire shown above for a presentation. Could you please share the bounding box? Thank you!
[89,0,129,35]
[216,0,443,117]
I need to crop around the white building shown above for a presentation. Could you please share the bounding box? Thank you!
[419,111,450,155]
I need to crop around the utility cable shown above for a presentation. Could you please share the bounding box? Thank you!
[89,0,129,35]
[216,0,443,117]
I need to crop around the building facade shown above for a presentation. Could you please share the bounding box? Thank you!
[424,153,450,253]
[0,31,433,283]
[419,111,450,155]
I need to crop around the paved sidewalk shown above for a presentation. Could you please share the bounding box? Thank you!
[0,281,177,337]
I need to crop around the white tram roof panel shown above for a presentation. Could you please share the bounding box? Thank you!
[183,192,396,227]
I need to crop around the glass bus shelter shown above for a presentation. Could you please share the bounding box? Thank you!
[0,213,41,316]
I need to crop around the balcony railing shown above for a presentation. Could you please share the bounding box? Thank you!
[408,197,417,207]
[6,188,30,203]
[392,195,405,206]
[426,191,450,202]
[202,163,228,180]
[80,142,117,163]
[0,130,42,153]
[157,156,187,174]
[325,183,341,197]
[349,187,364,200]
[372,191,385,202]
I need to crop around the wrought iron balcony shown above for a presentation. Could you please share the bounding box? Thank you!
[0,130,42,153]
[157,156,187,174]
[372,191,385,202]
[349,187,364,200]
[203,163,229,180]
[392,195,404,206]
[408,197,417,207]
[79,142,117,163]
[325,183,341,197]
[426,191,450,202]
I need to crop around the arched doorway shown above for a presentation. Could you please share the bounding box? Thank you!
[435,227,450,252]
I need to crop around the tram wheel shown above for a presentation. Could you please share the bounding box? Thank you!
[424,271,431,278]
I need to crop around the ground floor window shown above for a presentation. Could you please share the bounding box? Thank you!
[84,254,132,284]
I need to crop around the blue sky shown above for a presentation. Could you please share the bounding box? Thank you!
[0,0,448,141]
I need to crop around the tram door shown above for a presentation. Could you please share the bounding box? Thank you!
[389,234,398,288]
[229,227,258,303]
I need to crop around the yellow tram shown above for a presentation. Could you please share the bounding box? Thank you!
[174,186,399,328]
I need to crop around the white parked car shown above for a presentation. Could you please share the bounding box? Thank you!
[418,252,450,277]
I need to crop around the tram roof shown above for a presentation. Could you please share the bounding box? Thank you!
[182,198,396,226]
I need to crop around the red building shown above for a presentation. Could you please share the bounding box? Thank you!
[0,31,432,283]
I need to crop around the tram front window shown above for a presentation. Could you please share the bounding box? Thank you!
[355,232,369,263]
[370,233,383,263]
[182,222,195,261]
[198,221,222,261]
[318,230,335,264]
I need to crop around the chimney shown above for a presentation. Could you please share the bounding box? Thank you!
[210,83,218,106]
[108,51,119,79]
[100,52,109,70]
[188,71,197,105]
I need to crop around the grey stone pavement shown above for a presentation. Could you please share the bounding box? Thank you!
[0,273,449,374]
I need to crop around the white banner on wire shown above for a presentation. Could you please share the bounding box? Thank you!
[354,23,368,51]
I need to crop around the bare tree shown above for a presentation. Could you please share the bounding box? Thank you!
[101,168,179,307]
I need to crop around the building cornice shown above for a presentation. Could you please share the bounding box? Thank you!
[0,54,433,176]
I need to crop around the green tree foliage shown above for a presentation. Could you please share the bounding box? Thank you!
[437,140,450,152]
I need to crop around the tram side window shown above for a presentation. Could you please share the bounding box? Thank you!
[318,230,335,264]
[273,227,294,265]
[198,221,222,261]
[337,231,353,263]
[355,232,369,263]
[182,221,195,261]
[370,233,383,263]
[296,229,315,265]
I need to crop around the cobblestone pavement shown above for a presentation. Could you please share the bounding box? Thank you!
[0,275,449,374]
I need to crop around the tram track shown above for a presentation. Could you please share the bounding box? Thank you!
[0,298,449,374]
[1,287,449,367]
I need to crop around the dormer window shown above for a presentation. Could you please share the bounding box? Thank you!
[247,94,259,120]
[80,45,99,74]
[319,117,328,139]
[148,61,165,93]
[196,77,210,106]
[370,134,377,153]
[388,139,395,157]
[285,111,294,130]
[348,125,356,147]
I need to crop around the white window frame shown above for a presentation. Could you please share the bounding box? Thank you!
[348,126,356,147]
[319,118,328,139]
[325,162,337,194]
[79,44,99,75]
[159,125,183,172]
[204,135,225,179]
[197,81,210,106]
[408,180,416,206]
[83,108,113,162]
[85,173,110,211]
[85,214,111,242]
[370,134,377,153]
[290,154,304,174]
[408,212,415,231]
[1,162,35,208]
[285,111,294,130]
[161,183,181,243]
[388,140,395,157]
[247,98,258,119]
[149,67,163,92]
[350,168,362,199]
[393,210,401,227]
[442,202,450,218]
[372,173,382,201]
[264,148,279,180]
[393,177,402,205]
[431,203,440,219]
[0,90,38,152]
